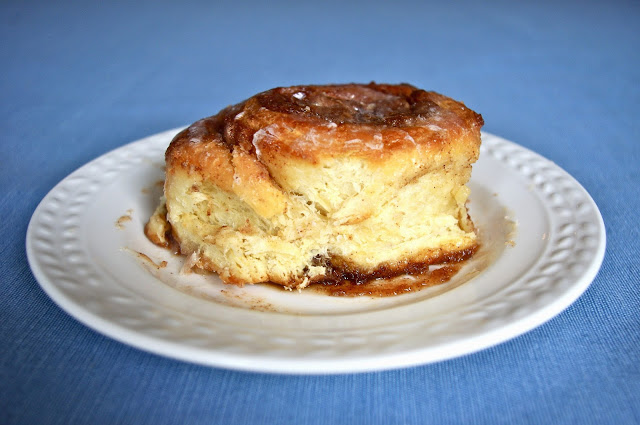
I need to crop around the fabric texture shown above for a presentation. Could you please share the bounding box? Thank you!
[1,0,638,424]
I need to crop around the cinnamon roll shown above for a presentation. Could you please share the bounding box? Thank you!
[145,83,484,289]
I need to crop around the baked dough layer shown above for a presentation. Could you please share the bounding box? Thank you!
[146,83,483,288]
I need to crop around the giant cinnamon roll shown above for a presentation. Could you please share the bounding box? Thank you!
[145,83,484,289]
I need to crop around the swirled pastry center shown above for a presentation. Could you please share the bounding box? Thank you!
[254,83,471,129]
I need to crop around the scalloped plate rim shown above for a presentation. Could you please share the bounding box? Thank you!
[25,129,606,374]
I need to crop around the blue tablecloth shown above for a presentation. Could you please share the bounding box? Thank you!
[2,1,638,423]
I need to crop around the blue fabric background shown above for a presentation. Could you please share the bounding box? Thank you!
[1,0,638,424]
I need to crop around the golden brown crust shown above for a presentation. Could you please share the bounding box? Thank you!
[166,82,483,179]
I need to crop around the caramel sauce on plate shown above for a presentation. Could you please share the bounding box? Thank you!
[307,262,465,297]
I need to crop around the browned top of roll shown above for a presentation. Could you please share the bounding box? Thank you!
[251,83,482,127]
[166,83,483,190]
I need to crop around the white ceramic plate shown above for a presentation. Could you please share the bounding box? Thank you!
[26,129,605,374]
